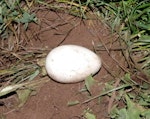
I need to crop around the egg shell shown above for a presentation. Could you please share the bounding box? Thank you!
[45,45,101,83]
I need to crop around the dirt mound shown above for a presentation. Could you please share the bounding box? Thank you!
[1,10,126,119]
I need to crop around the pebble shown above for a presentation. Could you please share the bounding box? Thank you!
[45,45,102,83]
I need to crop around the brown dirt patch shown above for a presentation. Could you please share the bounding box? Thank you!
[0,10,126,119]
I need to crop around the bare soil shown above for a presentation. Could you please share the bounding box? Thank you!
[0,10,126,119]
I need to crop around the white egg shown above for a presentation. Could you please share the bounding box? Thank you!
[45,45,101,83]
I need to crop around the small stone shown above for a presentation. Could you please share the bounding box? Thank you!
[45,45,102,83]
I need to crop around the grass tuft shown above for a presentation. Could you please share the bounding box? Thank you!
[0,0,149,118]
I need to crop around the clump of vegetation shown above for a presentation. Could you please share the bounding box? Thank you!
[0,0,37,39]
[0,0,47,108]
[0,0,149,118]
[87,0,150,118]
[39,0,150,77]
[96,0,150,79]
[48,0,150,118]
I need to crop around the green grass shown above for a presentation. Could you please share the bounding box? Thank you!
[92,0,150,78]
[48,0,150,118]
[37,0,149,78]
[0,0,149,118]
[0,0,37,39]
[0,48,48,107]
[0,0,46,108]
[86,0,150,118]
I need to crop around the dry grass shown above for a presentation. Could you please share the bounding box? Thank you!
[0,0,149,118]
